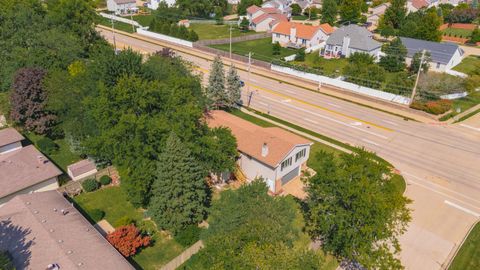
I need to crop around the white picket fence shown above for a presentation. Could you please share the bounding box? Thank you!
[445,69,468,78]
[271,65,412,105]
[99,12,141,27]
[136,28,193,48]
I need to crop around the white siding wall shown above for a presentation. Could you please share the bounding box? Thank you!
[445,49,464,70]
[254,18,274,32]
[0,142,22,154]
[274,145,310,180]
[239,153,277,191]
[0,177,59,207]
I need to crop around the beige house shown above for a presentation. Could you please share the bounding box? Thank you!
[0,128,62,206]
[0,191,134,269]
[207,110,313,194]
[272,22,334,49]
[246,5,288,32]
[367,2,390,30]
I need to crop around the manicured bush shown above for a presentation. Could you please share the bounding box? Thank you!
[107,224,151,257]
[82,178,99,192]
[90,209,105,222]
[137,220,157,236]
[116,216,136,227]
[410,99,452,115]
[99,175,112,186]
[174,225,202,247]
[37,137,58,155]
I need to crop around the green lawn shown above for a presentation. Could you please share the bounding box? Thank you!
[449,222,480,270]
[442,28,473,38]
[210,37,297,62]
[189,23,257,40]
[72,187,186,269]
[453,56,480,75]
[441,91,480,121]
[97,16,136,33]
[295,53,348,77]
[23,132,81,172]
[131,14,155,27]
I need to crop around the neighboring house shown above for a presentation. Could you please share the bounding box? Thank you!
[107,0,137,14]
[67,159,98,181]
[0,191,134,270]
[272,22,334,49]
[367,2,391,30]
[178,19,190,28]
[206,110,313,194]
[246,5,288,32]
[262,0,293,18]
[0,128,62,207]
[294,0,311,13]
[228,0,240,4]
[406,0,429,12]
[323,24,382,60]
[400,37,465,72]
[148,0,176,10]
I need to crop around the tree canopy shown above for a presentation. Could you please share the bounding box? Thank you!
[304,149,411,269]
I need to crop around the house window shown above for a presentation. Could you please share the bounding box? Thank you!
[280,157,293,171]
[302,39,306,45]
[276,34,280,38]
[295,149,306,162]
[436,62,441,68]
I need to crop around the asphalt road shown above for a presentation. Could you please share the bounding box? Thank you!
[99,29,480,269]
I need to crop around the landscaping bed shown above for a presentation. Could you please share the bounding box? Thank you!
[72,187,187,270]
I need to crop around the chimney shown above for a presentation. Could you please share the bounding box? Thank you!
[290,24,296,41]
[261,143,269,157]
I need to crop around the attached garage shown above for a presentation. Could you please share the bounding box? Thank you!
[281,166,300,185]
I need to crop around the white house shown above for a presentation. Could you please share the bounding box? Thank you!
[324,24,382,60]
[400,37,465,72]
[246,5,288,32]
[107,0,137,14]
[262,0,292,18]
[0,128,62,207]
[207,110,313,194]
[367,2,391,30]
[147,0,175,10]
[272,22,334,49]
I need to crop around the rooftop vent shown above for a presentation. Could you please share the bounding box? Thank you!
[46,263,60,270]
[261,143,269,157]
[57,239,63,243]
[53,208,57,212]
[61,209,69,215]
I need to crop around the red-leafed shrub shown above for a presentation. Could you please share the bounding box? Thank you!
[410,100,452,115]
[107,224,151,257]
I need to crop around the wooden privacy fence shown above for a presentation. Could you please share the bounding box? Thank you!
[160,240,204,270]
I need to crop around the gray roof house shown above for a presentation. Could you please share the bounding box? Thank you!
[0,191,134,269]
[323,24,382,60]
[400,37,465,72]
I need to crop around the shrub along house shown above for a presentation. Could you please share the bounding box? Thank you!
[400,37,465,72]
[206,110,313,195]
[0,128,62,207]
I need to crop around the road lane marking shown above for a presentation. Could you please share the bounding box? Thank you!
[350,122,362,126]
[361,139,380,146]
[460,124,480,132]
[262,95,389,140]
[303,118,318,124]
[382,120,399,126]
[285,90,295,94]
[282,99,291,103]
[403,172,480,205]
[246,83,393,132]
[445,200,480,217]
[406,178,480,210]
[258,101,268,106]
[327,102,341,108]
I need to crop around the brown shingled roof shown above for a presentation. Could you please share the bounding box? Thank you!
[206,110,312,168]
[0,128,24,148]
[246,5,261,14]
[252,13,288,25]
[67,159,97,178]
[0,191,134,270]
[0,145,62,198]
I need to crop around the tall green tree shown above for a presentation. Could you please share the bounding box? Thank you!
[321,0,338,25]
[379,38,407,72]
[149,132,209,234]
[409,51,431,74]
[186,180,325,269]
[206,56,227,108]
[379,0,407,36]
[399,9,442,41]
[339,0,362,23]
[225,65,242,107]
[304,149,411,269]
[343,53,386,89]
[197,127,237,180]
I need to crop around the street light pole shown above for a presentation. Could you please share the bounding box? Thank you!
[410,49,426,105]
[247,52,253,106]
[229,25,233,60]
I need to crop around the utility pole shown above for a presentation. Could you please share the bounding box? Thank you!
[410,49,426,105]
[247,52,253,106]
[111,17,117,52]
[229,25,233,60]
[130,11,135,33]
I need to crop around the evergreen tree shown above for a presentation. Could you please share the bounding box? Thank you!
[380,0,407,31]
[149,132,209,234]
[240,17,250,31]
[272,41,281,55]
[339,0,362,23]
[321,0,338,25]
[226,65,242,107]
[379,38,407,72]
[206,56,227,108]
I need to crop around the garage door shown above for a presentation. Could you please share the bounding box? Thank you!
[281,166,299,185]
